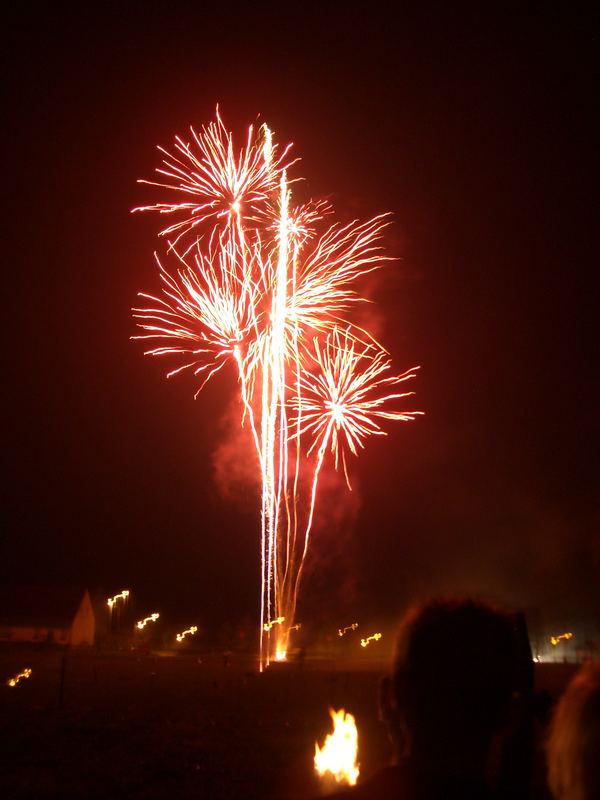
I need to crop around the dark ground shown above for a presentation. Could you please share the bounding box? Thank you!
[0,646,578,799]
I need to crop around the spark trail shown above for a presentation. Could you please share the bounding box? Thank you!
[133,109,422,669]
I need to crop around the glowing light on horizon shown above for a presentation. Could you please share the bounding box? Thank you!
[176,625,198,642]
[338,623,358,637]
[133,109,421,669]
[136,613,160,630]
[550,632,573,646]
[107,589,130,608]
[360,633,382,648]
[314,708,360,786]
[7,668,32,687]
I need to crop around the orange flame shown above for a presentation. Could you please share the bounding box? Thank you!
[314,708,360,786]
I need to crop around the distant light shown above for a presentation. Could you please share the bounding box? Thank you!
[550,632,573,646]
[263,616,285,632]
[360,632,382,648]
[175,625,198,642]
[7,668,32,687]
[107,589,130,608]
[136,613,159,629]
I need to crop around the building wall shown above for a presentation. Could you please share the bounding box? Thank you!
[71,591,95,645]
[0,626,69,643]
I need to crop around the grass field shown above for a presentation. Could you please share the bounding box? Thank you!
[0,647,578,799]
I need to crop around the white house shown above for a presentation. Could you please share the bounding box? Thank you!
[0,585,95,645]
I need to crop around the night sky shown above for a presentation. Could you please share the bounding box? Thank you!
[3,5,597,632]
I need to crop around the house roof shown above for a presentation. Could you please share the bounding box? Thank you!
[0,585,90,628]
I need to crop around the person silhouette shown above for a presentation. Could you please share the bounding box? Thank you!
[320,597,528,799]
[546,662,600,800]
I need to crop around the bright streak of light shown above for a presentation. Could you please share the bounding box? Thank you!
[136,613,160,630]
[107,589,130,608]
[263,616,285,632]
[289,623,301,631]
[7,668,32,687]
[314,708,360,786]
[550,632,573,646]
[338,623,358,637]
[133,110,296,249]
[360,633,382,648]
[133,109,422,669]
[176,625,198,642]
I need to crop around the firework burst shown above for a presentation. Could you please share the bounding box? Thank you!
[132,109,421,668]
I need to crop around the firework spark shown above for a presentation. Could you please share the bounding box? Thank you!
[133,110,421,668]
[133,110,296,250]
[338,623,358,637]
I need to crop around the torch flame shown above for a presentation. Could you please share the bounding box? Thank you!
[360,632,382,648]
[136,613,160,630]
[314,708,360,787]
[107,589,130,608]
[176,625,198,642]
[7,668,32,687]
[550,631,573,646]
[263,616,285,632]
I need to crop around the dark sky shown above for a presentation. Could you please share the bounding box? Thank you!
[3,4,597,631]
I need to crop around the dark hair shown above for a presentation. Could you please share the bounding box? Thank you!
[392,598,519,753]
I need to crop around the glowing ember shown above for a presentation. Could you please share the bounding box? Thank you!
[136,613,160,630]
[314,708,360,786]
[360,632,382,648]
[133,109,422,668]
[338,623,358,637]
[176,625,198,642]
[7,668,32,687]
[550,631,573,646]
[107,589,130,608]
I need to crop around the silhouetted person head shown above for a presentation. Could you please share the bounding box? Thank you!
[547,663,600,800]
[381,598,519,780]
